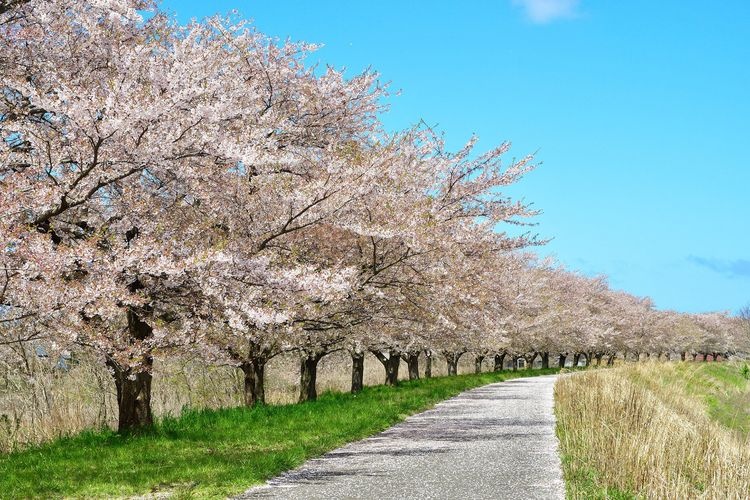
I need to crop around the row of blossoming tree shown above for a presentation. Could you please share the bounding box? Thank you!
[1,0,746,431]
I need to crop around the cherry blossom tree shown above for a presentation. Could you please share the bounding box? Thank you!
[1,0,385,423]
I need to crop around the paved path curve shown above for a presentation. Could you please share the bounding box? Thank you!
[238,375,564,500]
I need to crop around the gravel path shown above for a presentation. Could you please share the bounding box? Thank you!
[237,375,564,500]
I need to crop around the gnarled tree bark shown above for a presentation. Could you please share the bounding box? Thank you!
[350,350,365,393]
[240,360,266,406]
[494,352,506,371]
[107,309,153,432]
[474,354,485,374]
[572,353,581,367]
[372,349,401,385]
[226,341,278,407]
[512,356,520,371]
[523,352,537,370]
[401,351,420,380]
[299,350,326,402]
[443,351,464,376]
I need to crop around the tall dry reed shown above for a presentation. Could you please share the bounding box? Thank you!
[555,363,750,499]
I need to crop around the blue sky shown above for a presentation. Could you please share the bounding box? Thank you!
[162,0,750,314]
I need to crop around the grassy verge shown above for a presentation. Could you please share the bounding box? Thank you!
[0,367,559,498]
[555,362,750,499]
[642,361,750,435]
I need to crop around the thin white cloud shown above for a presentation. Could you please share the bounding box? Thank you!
[688,256,750,279]
[512,0,581,24]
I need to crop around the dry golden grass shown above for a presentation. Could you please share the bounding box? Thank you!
[0,348,473,452]
[555,362,750,499]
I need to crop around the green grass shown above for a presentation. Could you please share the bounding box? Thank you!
[645,361,750,436]
[557,453,637,500]
[0,368,559,498]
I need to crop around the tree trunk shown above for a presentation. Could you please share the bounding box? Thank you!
[299,352,324,403]
[541,352,550,369]
[384,356,400,385]
[444,351,464,376]
[558,354,566,368]
[373,350,401,385]
[691,353,698,361]
[572,353,581,367]
[606,354,616,366]
[475,355,485,374]
[680,351,686,362]
[403,352,420,380]
[524,353,537,370]
[109,360,153,432]
[424,350,433,378]
[702,353,709,362]
[240,359,266,406]
[494,353,506,371]
[447,358,458,376]
[351,351,365,393]
[595,353,603,366]
[108,310,154,432]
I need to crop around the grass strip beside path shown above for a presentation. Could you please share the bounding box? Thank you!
[0,368,560,498]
